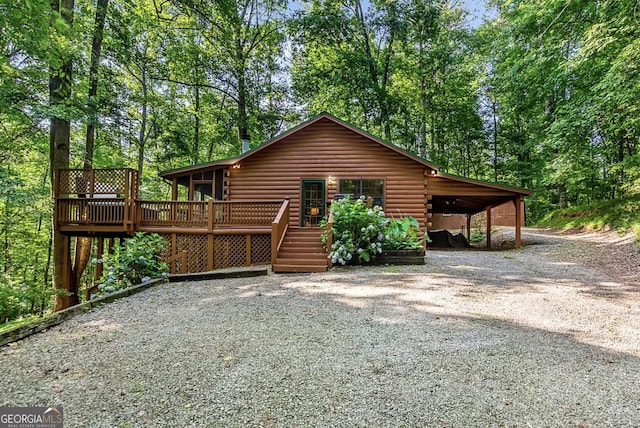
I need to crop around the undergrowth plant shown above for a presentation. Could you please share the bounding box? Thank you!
[94,232,168,297]
[383,216,427,250]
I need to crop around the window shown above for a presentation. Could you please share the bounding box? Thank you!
[193,182,212,200]
[339,178,384,206]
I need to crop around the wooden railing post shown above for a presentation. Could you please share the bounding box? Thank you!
[486,207,492,249]
[122,198,128,231]
[208,199,214,232]
[89,169,95,198]
[271,223,277,266]
[135,199,142,230]
[326,209,334,269]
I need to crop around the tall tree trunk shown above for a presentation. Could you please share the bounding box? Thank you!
[491,98,498,182]
[194,84,200,164]
[235,39,249,145]
[3,166,9,273]
[49,0,76,311]
[207,94,227,161]
[84,0,109,169]
[137,66,148,179]
[73,0,110,303]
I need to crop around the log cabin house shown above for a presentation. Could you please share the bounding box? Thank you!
[54,113,532,278]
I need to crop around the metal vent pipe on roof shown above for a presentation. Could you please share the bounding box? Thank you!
[241,135,250,153]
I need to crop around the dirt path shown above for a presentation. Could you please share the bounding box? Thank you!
[1,227,639,427]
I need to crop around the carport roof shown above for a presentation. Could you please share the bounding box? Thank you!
[428,172,532,215]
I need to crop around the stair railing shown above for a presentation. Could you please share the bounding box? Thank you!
[271,198,290,265]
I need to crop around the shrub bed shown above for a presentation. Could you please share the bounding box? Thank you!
[322,196,428,266]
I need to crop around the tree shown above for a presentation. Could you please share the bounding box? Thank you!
[291,0,403,138]
[166,0,290,152]
[479,0,640,219]
[49,0,76,311]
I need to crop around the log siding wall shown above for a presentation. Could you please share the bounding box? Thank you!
[227,118,430,229]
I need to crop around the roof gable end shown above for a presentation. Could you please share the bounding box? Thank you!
[159,112,440,178]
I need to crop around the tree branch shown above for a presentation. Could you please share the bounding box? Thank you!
[151,75,239,102]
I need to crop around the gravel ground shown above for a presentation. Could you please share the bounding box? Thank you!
[1,228,639,427]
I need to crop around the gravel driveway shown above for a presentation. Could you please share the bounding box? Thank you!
[1,228,639,427]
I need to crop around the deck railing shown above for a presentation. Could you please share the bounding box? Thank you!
[56,198,133,226]
[137,200,209,228]
[56,197,285,232]
[137,200,282,229]
[56,168,138,199]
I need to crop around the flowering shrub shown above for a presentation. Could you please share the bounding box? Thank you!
[93,232,168,296]
[321,196,388,264]
[322,196,428,265]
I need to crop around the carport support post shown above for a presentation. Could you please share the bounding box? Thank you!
[465,214,471,242]
[514,196,523,248]
[486,208,492,249]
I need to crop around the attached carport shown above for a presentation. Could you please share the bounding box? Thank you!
[426,172,533,248]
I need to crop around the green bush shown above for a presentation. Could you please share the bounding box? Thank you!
[383,216,428,250]
[469,231,486,243]
[94,232,168,297]
[322,196,426,265]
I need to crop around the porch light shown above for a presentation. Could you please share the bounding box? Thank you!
[430,170,437,175]
[233,163,241,169]
[328,175,335,185]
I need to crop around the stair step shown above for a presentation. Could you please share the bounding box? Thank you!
[283,236,323,240]
[280,241,323,246]
[276,257,327,267]
[277,253,329,263]
[273,264,328,273]
[273,228,328,273]
[280,242,324,251]
[278,249,327,256]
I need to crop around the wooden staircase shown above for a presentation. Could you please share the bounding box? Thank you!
[273,227,328,273]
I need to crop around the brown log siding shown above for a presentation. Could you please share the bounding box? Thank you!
[227,118,429,228]
[431,201,525,230]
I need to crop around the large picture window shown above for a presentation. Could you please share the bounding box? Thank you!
[339,178,384,206]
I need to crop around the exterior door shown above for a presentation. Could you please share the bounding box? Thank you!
[301,180,325,227]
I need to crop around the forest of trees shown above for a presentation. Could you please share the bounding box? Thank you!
[1,0,638,320]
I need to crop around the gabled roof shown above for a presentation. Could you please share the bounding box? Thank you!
[158,112,532,209]
[159,112,441,178]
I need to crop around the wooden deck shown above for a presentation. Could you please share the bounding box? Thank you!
[56,198,282,235]
[54,168,328,274]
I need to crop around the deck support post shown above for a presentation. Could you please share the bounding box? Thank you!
[207,235,214,271]
[246,235,252,266]
[466,214,471,242]
[86,237,104,300]
[514,196,523,248]
[171,234,177,274]
[94,237,104,280]
[486,208,492,249]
